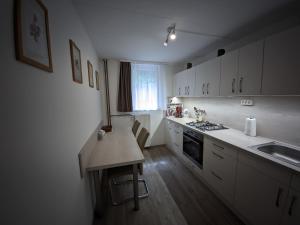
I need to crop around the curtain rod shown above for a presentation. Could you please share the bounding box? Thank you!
[101,57,173,66]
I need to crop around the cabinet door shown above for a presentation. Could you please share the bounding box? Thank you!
[205,57,221,97]
[195,58,221,97]
[281,189,300,225]
[174,124,183,152]
[185,67,196,96]
[175,71,185,97]
[235,161,288,225]
[195,64,206,97]
[220,50,239,96]
[238,40,263,95]
[165,120,173,150]
[262,26,300,95]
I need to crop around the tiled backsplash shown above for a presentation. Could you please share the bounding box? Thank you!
[181,96,300,146]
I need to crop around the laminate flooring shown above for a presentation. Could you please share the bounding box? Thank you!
[94,146,244,225]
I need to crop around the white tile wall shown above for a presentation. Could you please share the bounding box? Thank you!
[182,96,300,146]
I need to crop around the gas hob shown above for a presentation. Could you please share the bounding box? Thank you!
[186,121,228,132]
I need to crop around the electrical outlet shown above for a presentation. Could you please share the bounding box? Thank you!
[241,99,254,106]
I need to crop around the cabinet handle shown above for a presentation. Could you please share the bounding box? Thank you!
[212,143,224,150]
[179,88,181,95]
[202,83,205,95]
[232,78,236,93]
[212,151,224,159]
[275,188,283,207]
[188,86,190,95]
[211,171,223,181]
[239,77,243,93]
[288,196,297,216]
[206,83,209,95]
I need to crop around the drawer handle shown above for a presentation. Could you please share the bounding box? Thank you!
[212,151,224,159]
[174,143,179,147]
[211,171,223,181]
[212,143,224,150]
[288,196,297,216]
[275,188,283,207]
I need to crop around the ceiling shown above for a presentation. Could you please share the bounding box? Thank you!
[72,0,297,64]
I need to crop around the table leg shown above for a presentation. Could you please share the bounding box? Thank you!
[93,170,102,216]
[93,170,108,217]
[132,164,139,210]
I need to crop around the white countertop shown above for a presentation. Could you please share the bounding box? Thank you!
[166,116,300,173]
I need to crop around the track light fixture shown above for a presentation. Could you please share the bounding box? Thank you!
[163,24,176,47]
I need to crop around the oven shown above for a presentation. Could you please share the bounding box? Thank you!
[183,128,204,169]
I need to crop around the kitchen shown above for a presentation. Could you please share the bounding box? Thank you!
[1,1,300,225]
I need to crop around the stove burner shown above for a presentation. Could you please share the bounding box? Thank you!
[186,121,228,131]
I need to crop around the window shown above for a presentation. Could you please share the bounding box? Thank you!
[131,63,166,111]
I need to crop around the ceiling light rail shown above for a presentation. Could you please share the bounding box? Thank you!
[163,24,232,47]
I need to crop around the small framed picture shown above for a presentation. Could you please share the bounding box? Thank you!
[87,60,94,88]
[14,0,53,72]
[69,40,82,83]
[95,70,100,90]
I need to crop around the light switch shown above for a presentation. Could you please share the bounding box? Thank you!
[241,99,254,106]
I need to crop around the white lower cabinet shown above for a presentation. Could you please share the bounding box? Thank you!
[234,151,291,225]
[165,120,182,155]
[281,189,300,225]
[203,137,238,204]
[281,174,300,225]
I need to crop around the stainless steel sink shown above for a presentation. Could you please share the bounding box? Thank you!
[250,142,300,167]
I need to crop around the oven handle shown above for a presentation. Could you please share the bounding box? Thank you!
[183,133,201,145]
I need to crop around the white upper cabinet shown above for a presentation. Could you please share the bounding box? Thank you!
[174,67,196,97]
[185,67,196,97]
[195,57,221,97]
[175,71,185,96]
[220,50,239,96]
[220,41,263,96]
[238,40,264,95]
[262,26,300,95]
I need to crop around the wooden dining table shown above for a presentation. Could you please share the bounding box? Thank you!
[86,127,145,215]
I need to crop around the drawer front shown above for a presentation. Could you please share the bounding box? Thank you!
[205,137,238,159]
[238,150,292,186]
[204,151,237,204]
[204,137,238,204]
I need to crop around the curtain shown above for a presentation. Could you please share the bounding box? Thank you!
[117,62,133,112]
[131,63,167,111]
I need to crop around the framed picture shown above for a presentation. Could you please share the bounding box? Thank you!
[14,0,53,72]
[95,70,100,90]
[87,60,94,88]
[69,40,82,83]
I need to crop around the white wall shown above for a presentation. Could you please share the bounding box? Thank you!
[182,97,300,147]
[101,59,174,146]
[1,1,103,225]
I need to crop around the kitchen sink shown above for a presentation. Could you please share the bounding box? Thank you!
[250,142,300,167]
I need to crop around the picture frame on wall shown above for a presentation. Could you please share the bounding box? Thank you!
[14,0,53,72]
[95,70,100,90]
[87,60,94,88]
[69,39,83,83]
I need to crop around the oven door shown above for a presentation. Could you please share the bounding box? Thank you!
[183,132,203,169]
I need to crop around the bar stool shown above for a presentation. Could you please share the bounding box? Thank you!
[107,128,150,206]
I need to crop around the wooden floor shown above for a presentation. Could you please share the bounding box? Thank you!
[94,146,244,225]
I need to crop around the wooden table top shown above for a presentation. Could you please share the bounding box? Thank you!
[86,128,145,171]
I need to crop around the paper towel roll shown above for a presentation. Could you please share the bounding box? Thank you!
[244,117,256,137]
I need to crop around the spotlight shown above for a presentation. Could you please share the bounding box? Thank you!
[170,30,176,40]
[163,42,168,47]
